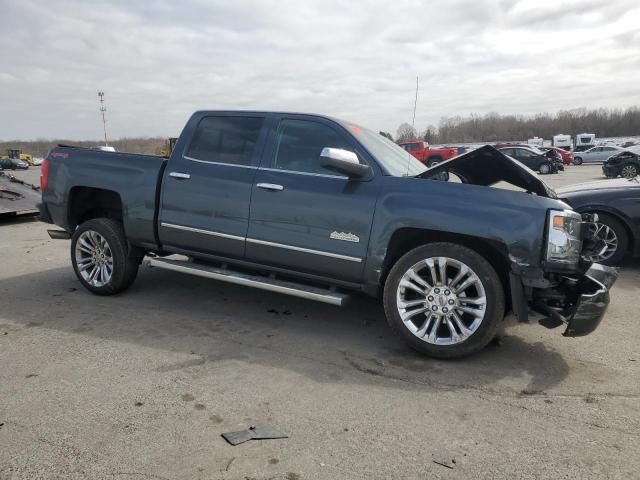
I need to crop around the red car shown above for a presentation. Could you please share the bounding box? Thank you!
[398,141,458,166]
[542,146,573,165]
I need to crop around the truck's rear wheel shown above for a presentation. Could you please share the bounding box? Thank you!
[71,218,140,295]
[383,243,505,358]
[427,157,443,167]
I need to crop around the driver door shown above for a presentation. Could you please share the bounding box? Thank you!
[246,116,379,282]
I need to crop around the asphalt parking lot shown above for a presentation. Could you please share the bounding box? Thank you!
[1,165,639,479]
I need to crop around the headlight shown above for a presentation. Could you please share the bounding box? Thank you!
[546,209,582,264]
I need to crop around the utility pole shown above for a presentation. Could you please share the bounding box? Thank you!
[412,76,419,129]
[98,91,109,146]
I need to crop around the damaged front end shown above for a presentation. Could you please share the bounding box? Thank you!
[531,263,617,337]
[516,212,618,337]
[417,146,618,338]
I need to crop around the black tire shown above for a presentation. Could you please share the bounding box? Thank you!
[427,157,443,167]
[574,156,583,165]
[539,162,552,174]
[383,243,505,359]
[621,163,639,179]
[588,213,629,267]
[71,218,141,295]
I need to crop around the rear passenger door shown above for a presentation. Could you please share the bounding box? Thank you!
[245,116,379,283]
[159,114,269,259]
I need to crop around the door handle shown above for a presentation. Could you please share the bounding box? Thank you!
[169,172,191,180]
[256,183,284,191]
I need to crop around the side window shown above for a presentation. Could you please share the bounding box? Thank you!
[512,149,525,157]
[186,116,264,166]
[272,119,352,174]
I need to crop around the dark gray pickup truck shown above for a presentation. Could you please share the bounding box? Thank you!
[39,111,617,358]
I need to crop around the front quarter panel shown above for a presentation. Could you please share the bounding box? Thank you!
[364,177,567,286]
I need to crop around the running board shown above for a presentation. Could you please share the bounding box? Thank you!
[147,257,350,306]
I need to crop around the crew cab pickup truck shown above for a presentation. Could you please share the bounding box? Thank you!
[39,111,617,358]
[398,141,458,166]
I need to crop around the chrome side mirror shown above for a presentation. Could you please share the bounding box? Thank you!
[319,147,371,179]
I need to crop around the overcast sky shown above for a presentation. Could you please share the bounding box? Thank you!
[1,0,639,140]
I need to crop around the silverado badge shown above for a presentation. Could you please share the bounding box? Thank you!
[330,231,360,243]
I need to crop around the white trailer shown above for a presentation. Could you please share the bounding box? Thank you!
[575,133,596,147]
[527,137,544,148]
[553,134,572,149]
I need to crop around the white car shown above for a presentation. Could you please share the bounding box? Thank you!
[573,146,626,165]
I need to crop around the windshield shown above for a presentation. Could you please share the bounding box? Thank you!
[341,122,427,176]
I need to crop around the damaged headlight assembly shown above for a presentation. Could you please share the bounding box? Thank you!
[545,209,583,265]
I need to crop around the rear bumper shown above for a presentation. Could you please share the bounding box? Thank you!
[562,263,617,337]
[37,201,54,224]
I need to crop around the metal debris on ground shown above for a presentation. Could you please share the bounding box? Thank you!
[221,425,288,446]
[432,458,455,469]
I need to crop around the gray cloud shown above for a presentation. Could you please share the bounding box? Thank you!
[0,0,639,140]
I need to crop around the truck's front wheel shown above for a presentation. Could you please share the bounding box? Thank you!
[383,243,505,358]
[71,218,140,295]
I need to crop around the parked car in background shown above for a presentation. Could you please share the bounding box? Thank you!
[398,141,458,166]
[541,146,574,166]
[495,144,564,171]
[557,179,640,266]
[0,158,29,170]
[602,150,640,179]
[573,146,626,165]
[498,146,559,174]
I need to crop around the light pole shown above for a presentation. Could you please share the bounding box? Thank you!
[98,91,109,146]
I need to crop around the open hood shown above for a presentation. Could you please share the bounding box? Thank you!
[416,145,556,198]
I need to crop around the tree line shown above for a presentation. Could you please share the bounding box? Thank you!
[389,106,640,144]
[0,137,167,158]
[3,106,639,157]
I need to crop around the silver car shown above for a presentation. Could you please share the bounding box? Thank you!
[573,146,626,165]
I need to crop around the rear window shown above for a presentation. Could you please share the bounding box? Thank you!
[186,116,264,166]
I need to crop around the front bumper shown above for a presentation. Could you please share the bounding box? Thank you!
[602,164,619,177]
[562,263,617,336]
[514,264,618,337]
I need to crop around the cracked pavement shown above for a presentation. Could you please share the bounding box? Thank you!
[1,166,639,479]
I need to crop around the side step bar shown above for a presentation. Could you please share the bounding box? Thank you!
[147,257,350,306]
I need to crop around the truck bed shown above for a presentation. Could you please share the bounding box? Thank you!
[41,146,167,249]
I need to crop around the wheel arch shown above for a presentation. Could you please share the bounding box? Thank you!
[68,186,123,231]
[380,227,511,304]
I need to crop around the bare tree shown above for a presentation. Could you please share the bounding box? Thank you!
[396,123,418,143]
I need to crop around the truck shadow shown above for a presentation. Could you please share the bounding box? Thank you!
[0,264,587,396]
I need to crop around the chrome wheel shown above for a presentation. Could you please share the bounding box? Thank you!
[396,257,486,345]
[74,230,113,287]
[622,165,638,178]
[585,223,618,262]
